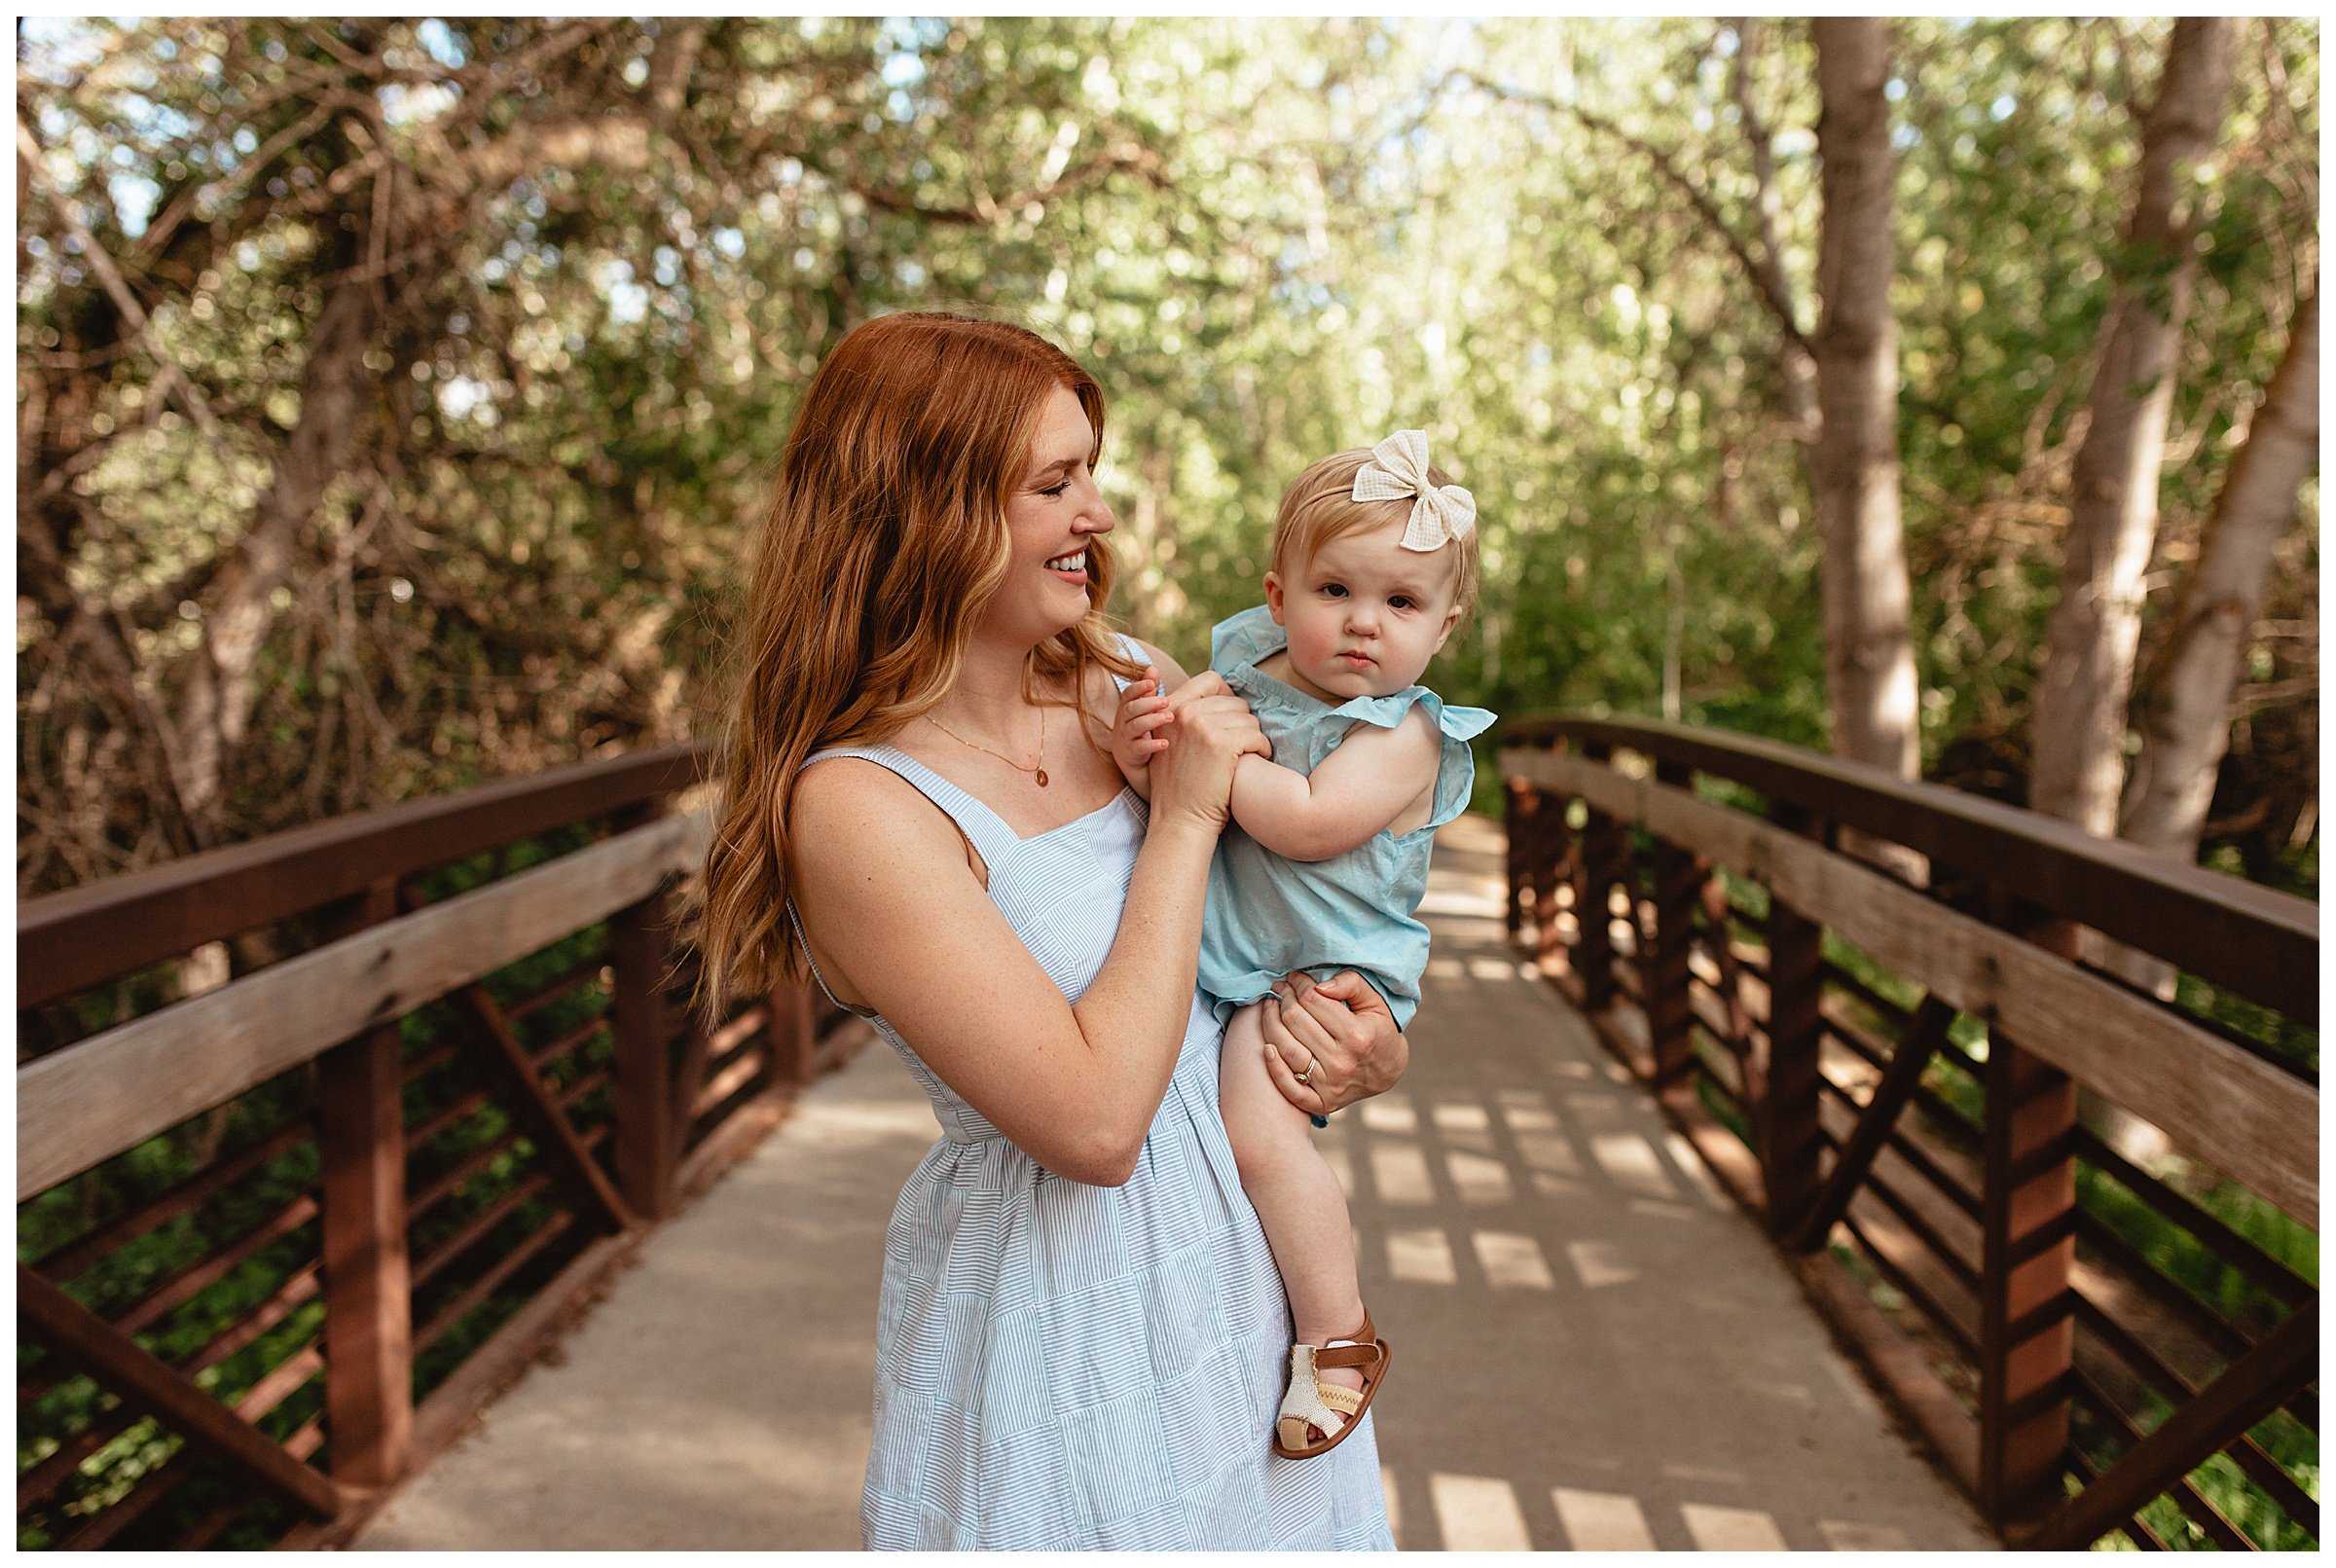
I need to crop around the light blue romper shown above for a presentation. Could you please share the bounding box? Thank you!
[792,632,1395,1550]
[1196,604,1497,1040]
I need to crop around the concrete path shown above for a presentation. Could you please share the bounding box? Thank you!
[356,816,1993,1550]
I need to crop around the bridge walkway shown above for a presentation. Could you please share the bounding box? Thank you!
[353,816,1992,1550]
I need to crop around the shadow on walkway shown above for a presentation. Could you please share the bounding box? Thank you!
[356,815,1992,1550]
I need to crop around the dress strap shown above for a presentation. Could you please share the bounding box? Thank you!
[1110,631,1149,691]
[798,744,1025,875]
[785,898,876,1020]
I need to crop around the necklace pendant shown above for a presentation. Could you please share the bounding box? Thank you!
[1035,767,1049,787]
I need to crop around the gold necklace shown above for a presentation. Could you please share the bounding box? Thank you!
[926,704,1048,786]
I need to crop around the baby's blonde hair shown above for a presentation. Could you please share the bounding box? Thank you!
[1268,449,1479,618]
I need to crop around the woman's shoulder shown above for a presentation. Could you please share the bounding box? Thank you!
[790,753,967,875]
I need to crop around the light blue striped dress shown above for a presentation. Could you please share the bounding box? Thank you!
[793,739,1395,1550]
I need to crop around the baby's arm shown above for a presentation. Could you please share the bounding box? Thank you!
[1230,707,1442,862]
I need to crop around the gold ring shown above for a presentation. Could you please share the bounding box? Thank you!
[1295,1055,1317,1085]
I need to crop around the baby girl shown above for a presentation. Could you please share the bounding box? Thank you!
[1112,430,1492,1459]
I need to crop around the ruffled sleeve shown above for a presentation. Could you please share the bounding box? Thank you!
[1208,604,1287,676]
[1327,686,1496,741]
[1419,692,1496,835]
[1436,701,1497,743]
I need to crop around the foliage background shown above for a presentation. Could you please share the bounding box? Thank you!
[17,17,2317,901]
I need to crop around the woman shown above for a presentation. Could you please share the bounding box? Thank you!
[697,312,1404,1550]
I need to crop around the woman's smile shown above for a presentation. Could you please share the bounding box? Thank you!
[1044,547,1089,583]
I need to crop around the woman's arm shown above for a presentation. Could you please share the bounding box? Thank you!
[1227,708,1441,861]
[791,675,1259,1186]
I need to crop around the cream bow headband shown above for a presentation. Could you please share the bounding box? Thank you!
[1351,429,1476,553]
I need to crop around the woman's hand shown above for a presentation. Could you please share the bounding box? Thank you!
[1146,671,1268,835]
[1259,969,1408,1117]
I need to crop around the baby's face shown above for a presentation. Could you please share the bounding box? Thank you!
[1264,518,1463,705]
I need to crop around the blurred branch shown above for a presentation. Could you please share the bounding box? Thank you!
[18,117,234,461]
[1727,20,1808,344]
[137,95,344,262]
[18,501,203,853]
[647,20,707,125]
[1447,67,1812,358]
[855,140,1171,226]
[454,119,657,190]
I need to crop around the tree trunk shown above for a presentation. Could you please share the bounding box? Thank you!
[162,36,706,843]
[2120,289,2318,860]
[1810,18,1918,785]
[169,261,383,839]
[2026,18,2238,837]
[2027,18,2240,1165]
[2100,288,2318,1007]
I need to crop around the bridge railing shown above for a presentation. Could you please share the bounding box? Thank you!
[1502,715,2318,1550]
[16,742,856,1550]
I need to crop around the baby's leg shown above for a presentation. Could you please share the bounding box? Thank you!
[1219,1003,1367,1393]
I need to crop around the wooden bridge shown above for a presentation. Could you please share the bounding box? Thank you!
[16,719,2318,1550]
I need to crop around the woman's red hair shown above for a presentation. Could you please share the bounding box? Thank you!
[694,312,1141,1009]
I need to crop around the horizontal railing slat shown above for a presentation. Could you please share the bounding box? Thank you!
[1506,748,2318,1229]
[18,811,712,1197]
[1504,717,2317,1024]
[18,742,709,1010]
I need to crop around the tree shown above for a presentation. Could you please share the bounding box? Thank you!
[2099,286,2318,1012]
[2026,18,2239,835]
[1809,18,1918,784]
[2120,288,2318,863]
[1461,20,1921,793]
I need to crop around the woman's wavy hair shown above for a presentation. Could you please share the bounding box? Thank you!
[693,311,1142,1012]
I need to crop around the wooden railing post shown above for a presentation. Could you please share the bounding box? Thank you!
[1574,741,1624,1014]
[313,877,413,1490]
[1503,778,1532,943]
[766,983,820,1089]
[1533,790,1572,977]
[1756,801,1827,1243]
[1981,902,2079,1536]
[609,802,675,1223]
[1647,759,1699,1087]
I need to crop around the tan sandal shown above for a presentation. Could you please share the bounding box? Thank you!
[1272,1310,1393,1460]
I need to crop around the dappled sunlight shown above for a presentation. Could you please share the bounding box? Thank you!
[1381,1466,1924,1550]
[1432,1472,1534,1550]
[1445,1149,1515,1202]
[1552,1484,1659,1550]
[1431,1101,1491,1133]
[1495,1087,1557,1129]
[1590,1132,1681,1201]
[1819,1518,1913,1549]
[1682,1500,1791,1550]
[1472,1229,1557,1290]
[1387,1226,1458,1285]
[1369,1143,1437,1205]
[1660,1130,1735,1211]
[1564,1238,1639,1290]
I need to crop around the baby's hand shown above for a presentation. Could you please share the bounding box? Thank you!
[1113,667,1173,797]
